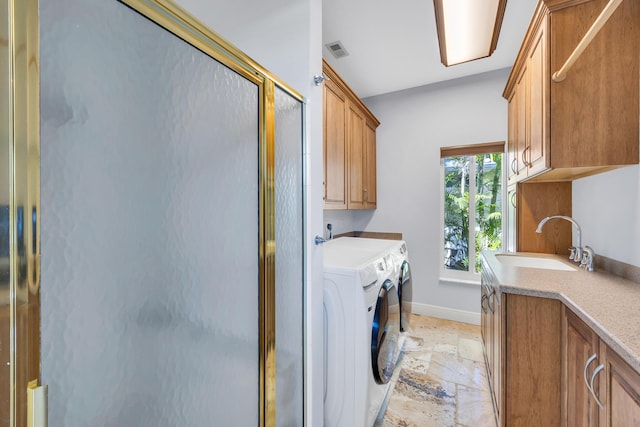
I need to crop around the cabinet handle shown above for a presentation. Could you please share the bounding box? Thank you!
[510,157,517,175]
[521,146,531,167]
[589,364,606,409]
[364,188,368,202]
[584,353,598,392]
[487,287,495,313]
[510,192,517,208]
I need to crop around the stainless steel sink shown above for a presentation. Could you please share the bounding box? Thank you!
[495,254,577,271]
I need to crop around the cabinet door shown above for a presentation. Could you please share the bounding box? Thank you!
[364,121,377,209]
[526,19,549,178]
[509,17,549,182]
[347,104,366,209]
[505,294,561,426]
[480,266,490,360]
[486,288,494,380]
[492,291,503,422]
[515,66,528,179]
[563,308,599,427]
[506,185,517,252]
[481,287,488,353]
[507,92,519,184]
[550,0,639,169]
[323,80,347,209]
[599,344,640,427]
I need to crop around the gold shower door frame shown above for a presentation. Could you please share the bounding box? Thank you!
[3,0,303,425]
[2,0,41,425]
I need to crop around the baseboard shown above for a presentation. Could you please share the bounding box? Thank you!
[411,302,480,326]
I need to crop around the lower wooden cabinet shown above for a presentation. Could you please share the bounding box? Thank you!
[481,261,640,427]
[482,292,564,427]
[599,344,640,426]
[563,307,640,427]
[482,264,562,426]
[563,307,600,427]
[481,262,503,424]
[504,294,561,427]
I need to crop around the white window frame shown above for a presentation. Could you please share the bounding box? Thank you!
[439,152,506,283]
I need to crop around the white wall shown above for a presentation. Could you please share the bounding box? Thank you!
[573,165,640,267]
[323,209,372,238]
[329,69,510,318]
[173,1,324,425]
[173,0,314,96]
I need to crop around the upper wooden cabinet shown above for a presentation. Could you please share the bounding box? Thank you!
[364,121,377,208]
[507,16,548,185]
[347,104,366,208]
[504,0,639,183]
[323,78,347,208]
[323,59,380,210]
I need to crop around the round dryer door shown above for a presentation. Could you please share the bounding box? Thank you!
[399,260,412,332]
[371,279,400,384]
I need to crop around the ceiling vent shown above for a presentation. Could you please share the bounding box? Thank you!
[325,41,349,59]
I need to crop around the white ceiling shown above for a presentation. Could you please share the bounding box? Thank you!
[322,0,539,98]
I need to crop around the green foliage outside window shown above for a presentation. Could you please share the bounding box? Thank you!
[444,153,502,273]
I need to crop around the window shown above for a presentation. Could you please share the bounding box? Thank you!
[441,143,504,277]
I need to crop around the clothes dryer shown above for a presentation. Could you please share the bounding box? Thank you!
[391,242,412,332]
[323,238,401,427]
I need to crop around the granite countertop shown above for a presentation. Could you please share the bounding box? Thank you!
[483,251,640,374]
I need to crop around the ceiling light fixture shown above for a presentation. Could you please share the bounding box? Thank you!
[433,0,508,67]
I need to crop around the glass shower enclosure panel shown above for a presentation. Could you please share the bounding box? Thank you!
[274,87,304,426]
[0,1,9,423]
[40,1,260,425]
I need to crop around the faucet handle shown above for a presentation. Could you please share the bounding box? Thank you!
[580,253,589,269]
[569,247,576,260]
[582,246,595,272]
[574,247,584,263]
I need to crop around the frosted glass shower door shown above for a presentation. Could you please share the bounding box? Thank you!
[41,1,261,425]
[274,87,304,426]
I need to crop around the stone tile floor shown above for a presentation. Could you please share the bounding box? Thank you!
[376,314,497,427]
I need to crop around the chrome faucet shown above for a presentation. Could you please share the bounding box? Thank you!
[535,215,583,263]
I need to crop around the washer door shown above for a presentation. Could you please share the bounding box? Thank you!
[399,261,413,332]
[371,279,400,384]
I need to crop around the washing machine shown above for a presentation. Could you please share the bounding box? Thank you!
[323,237,402,427]
[365,271,400,427]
